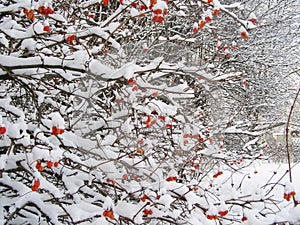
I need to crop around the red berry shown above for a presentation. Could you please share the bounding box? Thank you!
[103,0,110,7]
[213,9,220,17]
[158,115,165,121]
[143,209,153,215]
[127,78,136,85]
[36,160,41,169]
[140,5,147,11]
[52,126,64,135]
[66,35,76,45]
[213,171,223,178]
[140,194,148,202]
[241,216,248,222]
[53,161,59,167]
[153,9,163,15]
[166,176,177,182]
[103,209,114,219]
[206,214,217,220]
[241,31,249,39]
[132,85,139,91]
[36,160,44,171]
[31,179,40,191]
[205,16,212,23]
[0,126,6,135]
[183,134,190,138]
[136,148,144,155]
[122,173,128,180]
[218,210,228,217]
[47,161,53,168]
[138,139,144,145]
[38,6,45,14]
[199,20,206,29]
[31,185,38,191]
[165,123,172,129]
[43,25,50,32]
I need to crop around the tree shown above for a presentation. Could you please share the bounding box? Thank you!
[0,0,299,224]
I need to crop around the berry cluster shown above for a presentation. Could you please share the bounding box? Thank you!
[213,171,223,178]
[284,191,296,201]
[103,209,114,220]
[38,6,54,16]
[206,214,218,220]
[66,35,76,45]
[52,126,65,135]
[31,179,40,191]
[143,208,153,215]
[36,160,59,172]
[166,176,177,182]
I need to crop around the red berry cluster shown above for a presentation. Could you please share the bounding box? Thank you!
[143,208,153,216]
[165,123,172,129]
[106,178,116,185]
[140,194,149,202]
[36,160,59,172]
[157,115,165,121]
[284,191,296,201]
[152,1,168,24]
[166,176,177,182]
[31,179,40,191]
[218,210,228,217]
[145,115,154,128]
[103,209,114,219]
[36,160,44,171]
[206,214,218,220]
[23,9,35,21]
[38,6,54,16]
[127,78,139,92]
[66,35,76,45]
[213,171,223,178]
[52,126,65,135]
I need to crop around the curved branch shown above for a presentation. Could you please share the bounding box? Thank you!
[285,83,300,206]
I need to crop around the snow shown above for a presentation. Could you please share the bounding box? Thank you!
[130,7,139,17]
[121,117,134,134]
[0,0,299,224]
[102,61,141,79]
[224,125,263,136]
[88,27,121,49]
[65,201,102,223]
[115,201,143,221]
[49,13,67,23]
[89,59,114,77]
[101,134,117,145]
[50,112,65,128]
